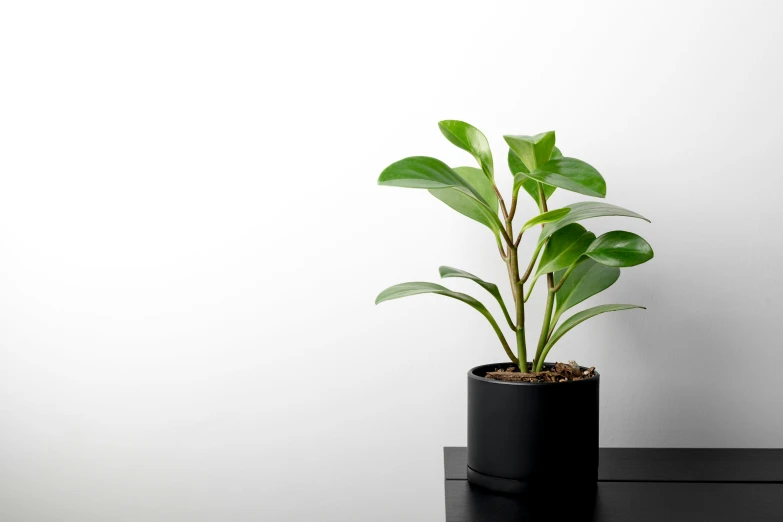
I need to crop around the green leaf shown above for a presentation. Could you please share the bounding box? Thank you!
[504,131,556,171]
[538,202,650,247]
[527,157,606,198]
[377,156,489,204]
[520,208,571,235]
[550,146,563,159]
[438,120,494,180]
[375,282,517,364]
[535,223,595,278]
[430,165,499,236]
[552,259,620,327]
[507,146,529,175]
[539,304,645,367]
[509,150,554,206]
[509,149,556,206]
[428,189,502,239]
[586,231,654,267]
[379,156,504,235]
[453,167,498,214]
[439,266,514,329]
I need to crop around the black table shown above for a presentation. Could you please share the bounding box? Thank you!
[444,447,783,521]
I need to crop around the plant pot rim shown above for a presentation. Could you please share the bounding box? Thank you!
[468,361,600,386]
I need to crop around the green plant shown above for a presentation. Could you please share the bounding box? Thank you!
[375,121,653,373]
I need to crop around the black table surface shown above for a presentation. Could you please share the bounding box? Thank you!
[444,447,783,521]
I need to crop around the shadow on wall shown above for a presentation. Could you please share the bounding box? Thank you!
[604,268,755,447]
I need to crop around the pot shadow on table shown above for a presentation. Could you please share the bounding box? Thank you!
[448,478,783,522]
[447,481,601,521]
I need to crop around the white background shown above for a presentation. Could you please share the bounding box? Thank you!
[2,1,783,521]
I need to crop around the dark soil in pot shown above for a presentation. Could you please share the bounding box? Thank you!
[485,360,597,383]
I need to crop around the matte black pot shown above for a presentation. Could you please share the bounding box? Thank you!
[467,362,599,496]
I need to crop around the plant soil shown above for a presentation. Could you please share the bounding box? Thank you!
[485,361,596,383]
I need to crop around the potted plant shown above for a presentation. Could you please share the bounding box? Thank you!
[375,121,653,495]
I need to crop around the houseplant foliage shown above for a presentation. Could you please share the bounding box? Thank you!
[376,121,652,373]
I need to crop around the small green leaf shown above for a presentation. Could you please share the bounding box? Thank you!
[507,147,529,175]
[439,266,514,329]
[535,223,595,278]
[552,259,620,327]
[538,202,650,247]
[438,120,494,179]
[375,282,517,364]
[527,157,606,198]
[509,150,556,206]
[538,304,645,368]
[586,231,654,267]
[504,131,556,171]
[520,208,571,235]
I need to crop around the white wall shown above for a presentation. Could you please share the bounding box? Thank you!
[2,1,782,521]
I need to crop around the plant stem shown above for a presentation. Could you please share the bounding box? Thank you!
[503,192,526,372]
[538,183,548,213]
[489,316,518,365]
[523,276,538,302]
[498,227,514,247]
[508,197,518,221]
[516,328,526,370]
[544,260,582,338]
[520,239,547,283]
[533,273,555,369]
[507,245,526,371]
[533,182,555,371]
[496,237,507,260]
[550,260,579,293]
[493,185,509,221]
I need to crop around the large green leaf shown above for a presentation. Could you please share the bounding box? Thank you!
[453,167,498,214]
[552,259,620,327]
[535,223,595,278]
[504,131,556,171]
[438,120,494,180]
[380,156,504,235]
[520,208,571,234]
[509,149,556,207]
[375,282,517,364]
[378,156,489,204]
[439,266,514,329]
[538,202,650,247]
[429,189,502,239]
[527,157,606,198]
[537,304,645,370]
[429,172,502,239]
[586,231,654,267]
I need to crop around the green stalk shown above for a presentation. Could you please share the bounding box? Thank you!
[533,273,555,370]
[507,244,527,372]
[520,239,547,283]
[501,187,526,372]
[523,276,538,302]
[485,312,517,365]
[544,259,582,338]
[533,182,555,371]
[516,328,526,370]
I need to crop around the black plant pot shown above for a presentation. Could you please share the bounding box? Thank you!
[467,362,599,496]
